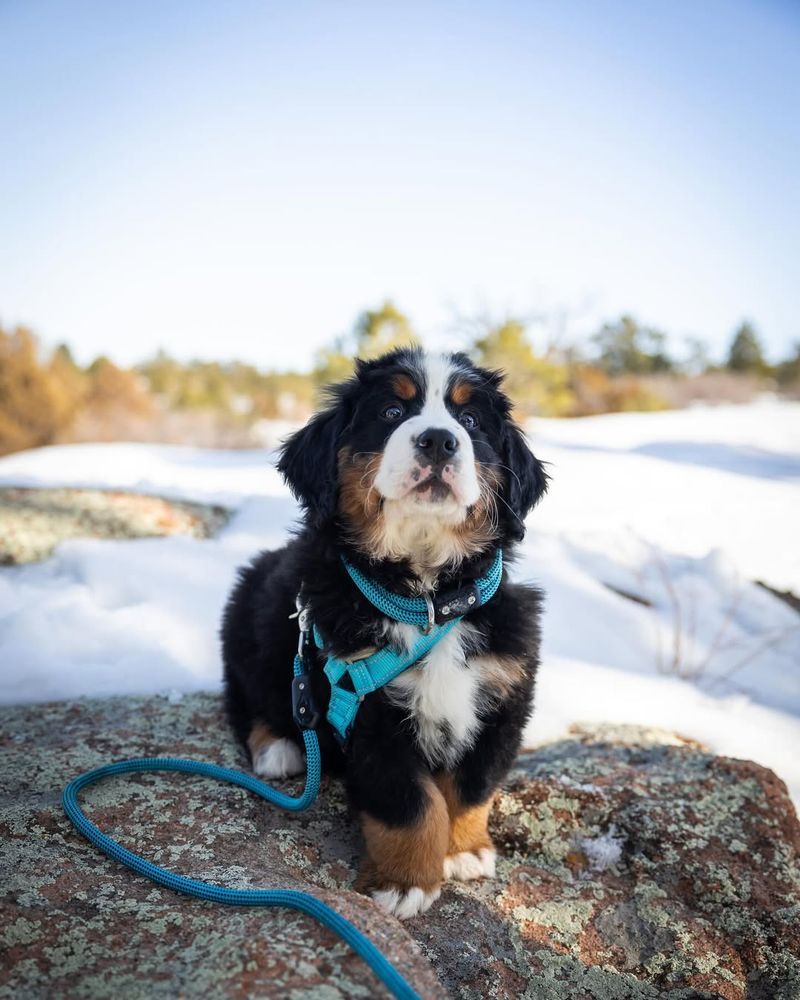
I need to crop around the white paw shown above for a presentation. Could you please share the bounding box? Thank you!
[371,885,441,920]
[443,848,496,881]
[252,738,305,778]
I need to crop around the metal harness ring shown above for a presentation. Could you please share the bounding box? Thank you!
[422,591,435,633]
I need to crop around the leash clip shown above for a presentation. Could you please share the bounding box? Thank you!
[293,593,320,729]
[295,594,312,655]
[292,672,321,730]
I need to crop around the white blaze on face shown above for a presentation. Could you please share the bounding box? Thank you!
[373,353,481,515]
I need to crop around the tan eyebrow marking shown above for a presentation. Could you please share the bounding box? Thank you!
[450,380,474,406]
[391,373,417,400]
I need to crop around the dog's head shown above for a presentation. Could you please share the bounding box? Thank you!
[278,348,547,569]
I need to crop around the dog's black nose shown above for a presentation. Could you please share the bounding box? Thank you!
[415,428,459,465]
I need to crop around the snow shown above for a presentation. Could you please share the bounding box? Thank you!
[580,828,625,872]
[0,442,287,507]
[1,401,798,804]
[529,399,800,594]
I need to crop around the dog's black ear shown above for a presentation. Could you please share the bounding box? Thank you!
[499,420,549,541]
[277,393,351,527]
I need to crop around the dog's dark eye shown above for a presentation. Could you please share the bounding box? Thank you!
[381,403,405,422]
[459,410,479,431]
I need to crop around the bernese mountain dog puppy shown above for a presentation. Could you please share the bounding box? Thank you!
[221,347,547,919]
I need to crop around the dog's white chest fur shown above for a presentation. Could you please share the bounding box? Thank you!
[385,622,482,766]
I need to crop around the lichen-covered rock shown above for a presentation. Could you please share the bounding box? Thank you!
[1,696,798,1000]
[446,728,800,1000]
[0,487,229,564]
[0,694,440,999]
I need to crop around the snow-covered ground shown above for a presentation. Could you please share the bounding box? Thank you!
[1,401,798,803]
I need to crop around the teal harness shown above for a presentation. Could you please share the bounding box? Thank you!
[293,548,504,744]
[62,549,503,1000]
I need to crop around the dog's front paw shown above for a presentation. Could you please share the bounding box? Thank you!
[252,738,305,779]
[443,847,496,881]
[371,885,441,920]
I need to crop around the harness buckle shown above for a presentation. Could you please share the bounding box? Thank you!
[292,673,321,730]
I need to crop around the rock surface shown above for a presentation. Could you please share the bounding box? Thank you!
[1,693,798,999]
[0,487,229,564]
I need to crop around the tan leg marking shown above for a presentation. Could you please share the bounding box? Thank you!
[359,778,448,919]
[247,721,276,760]
[247,721,304,779]
[436,774,497,881]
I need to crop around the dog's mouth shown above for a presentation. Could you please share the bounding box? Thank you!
[381,460,476,509]
[412,476,453,502]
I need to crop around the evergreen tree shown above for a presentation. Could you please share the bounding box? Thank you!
[592,315,674,376]
[727,322,768,374]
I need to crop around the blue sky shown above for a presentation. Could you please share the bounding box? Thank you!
[1,0,798,369]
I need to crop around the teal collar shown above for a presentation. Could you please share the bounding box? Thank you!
[341,548,503,632]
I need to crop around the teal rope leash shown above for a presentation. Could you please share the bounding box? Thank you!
[61,756,420,999]
[62,554,505,998]
[61,653,422,1000]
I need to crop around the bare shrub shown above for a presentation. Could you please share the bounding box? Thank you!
[643,371,767,408]
[646,547,799,691]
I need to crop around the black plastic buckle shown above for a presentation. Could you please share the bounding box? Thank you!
[292,673,321,730]
[433,581,480,624]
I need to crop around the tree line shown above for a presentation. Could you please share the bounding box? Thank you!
[1,304,798,455]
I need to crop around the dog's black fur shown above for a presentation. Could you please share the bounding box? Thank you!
[221,347,547,904]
